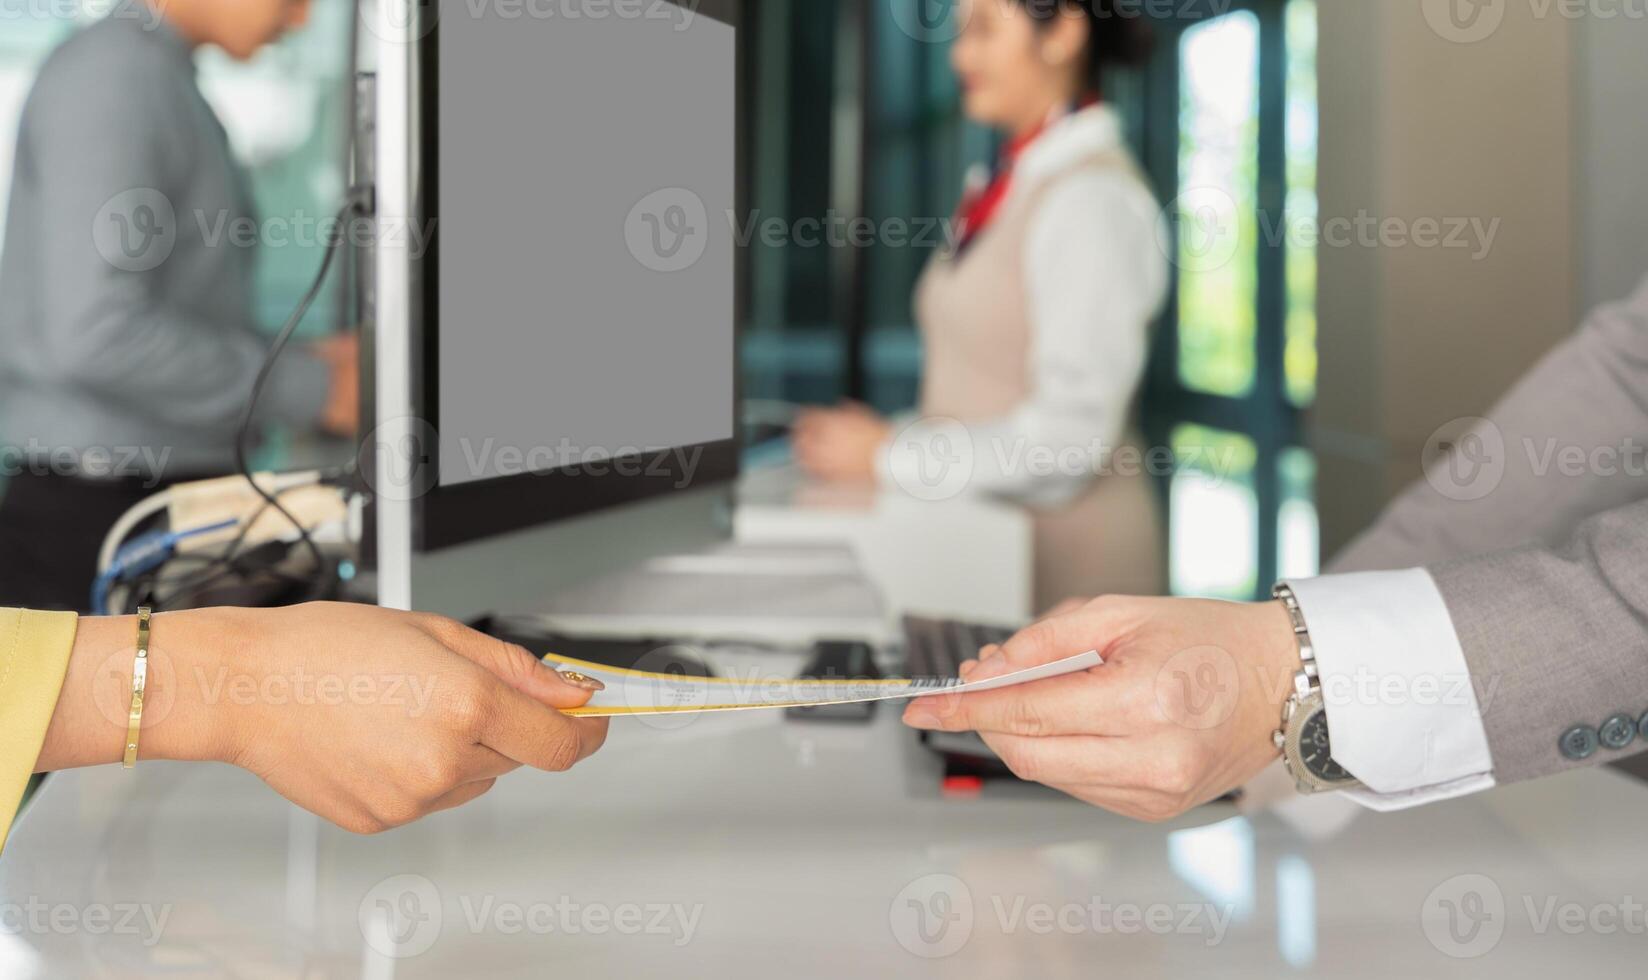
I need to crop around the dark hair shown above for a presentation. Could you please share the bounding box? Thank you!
[1014,0,1155,89]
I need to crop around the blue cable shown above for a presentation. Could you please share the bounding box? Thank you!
[91,519,240,615]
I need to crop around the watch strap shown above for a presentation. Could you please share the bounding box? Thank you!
[1270,584,1362,793]
[1273,583,1317,698]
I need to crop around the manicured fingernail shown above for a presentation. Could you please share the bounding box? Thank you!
[979,644,1002,662]
[556,670,606,692]
[959,659,979,678]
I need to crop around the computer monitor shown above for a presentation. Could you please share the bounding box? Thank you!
[367,0,744,614]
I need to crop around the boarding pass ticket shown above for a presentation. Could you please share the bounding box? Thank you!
[545,650,1104,717]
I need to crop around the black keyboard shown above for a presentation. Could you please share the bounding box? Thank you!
[902,615,1018,679]
[468,616,714,678]
[901,616,1022,776]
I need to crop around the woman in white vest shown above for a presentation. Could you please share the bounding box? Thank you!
[795,0,1168,610]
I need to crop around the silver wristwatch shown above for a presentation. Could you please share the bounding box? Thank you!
[1271,584,1363,794]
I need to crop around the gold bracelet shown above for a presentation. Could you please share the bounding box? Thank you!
[122,608,152,769]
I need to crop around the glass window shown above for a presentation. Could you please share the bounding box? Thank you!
[1284,0,1319,407]
[1156,0,1320,598]
[742,0,996,424]
[1176,11,1260,399]
[860,0,978,414]
[1170,424,1258,599]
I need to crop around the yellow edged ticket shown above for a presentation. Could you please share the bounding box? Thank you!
[547,650,1104,717]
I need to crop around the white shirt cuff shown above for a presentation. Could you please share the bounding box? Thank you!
[1284,569,1497,811]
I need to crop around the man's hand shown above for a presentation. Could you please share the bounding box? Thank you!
[311,333,360,437]
[41,603,610,835]
[903,596,1302,822]
[793,402,891,484]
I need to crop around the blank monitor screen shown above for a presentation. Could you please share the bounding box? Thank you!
[436,5,737,488]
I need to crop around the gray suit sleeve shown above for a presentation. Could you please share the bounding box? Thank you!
[1430,497,1648,783]
[28,66,329,437]
[1331,276,1648,574]
[1327,275,1648,783]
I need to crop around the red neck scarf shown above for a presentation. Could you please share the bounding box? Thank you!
[951,96,1101,256]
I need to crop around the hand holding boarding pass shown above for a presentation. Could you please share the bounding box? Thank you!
[546,650,1104,718]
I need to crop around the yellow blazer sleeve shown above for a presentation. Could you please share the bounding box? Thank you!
[0,609,78,853]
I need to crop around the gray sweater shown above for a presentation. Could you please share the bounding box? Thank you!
[0,13,329,479]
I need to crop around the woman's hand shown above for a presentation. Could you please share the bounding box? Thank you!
[902,596,1300,822]
[793,402,891,484]
[39,603,609,835]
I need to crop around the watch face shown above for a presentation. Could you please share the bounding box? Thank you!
[1298,708,1356,783]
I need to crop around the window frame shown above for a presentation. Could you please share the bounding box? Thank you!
[1138,0,1309,597]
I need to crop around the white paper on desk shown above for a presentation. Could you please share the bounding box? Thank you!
[547,650,1103,718]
